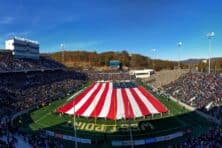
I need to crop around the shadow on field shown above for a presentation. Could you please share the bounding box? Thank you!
[16,105,218,148]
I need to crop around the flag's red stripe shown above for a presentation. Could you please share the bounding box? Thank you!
[121,89,134,119]
[107,89,117,120]
[138,86,167,113]
[90,82,109,118]
[57,82,96,113]
[75,83,103,116]
[129,88,151,116]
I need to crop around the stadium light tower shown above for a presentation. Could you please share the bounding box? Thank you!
[60,43,65,63]
[207,32,215,74]
[177,41,182,69]
[151,48,156,70]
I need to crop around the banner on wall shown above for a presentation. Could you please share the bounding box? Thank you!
[112,131,184,146]
[45,130,91,144]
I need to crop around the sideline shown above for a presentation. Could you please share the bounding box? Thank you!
[35,86,88,124]
[65,81,92,102]
[66,87,85,102]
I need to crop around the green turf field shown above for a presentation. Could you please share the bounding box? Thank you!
[17,80,217,147]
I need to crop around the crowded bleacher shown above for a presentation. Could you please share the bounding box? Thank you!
[85,70,131,81]
[1,47,222,147]
[172,127,222,148]
[147,69,189,88]
[113,81,137,88]
[163,72,222,122]
[0,51,64,72]
[0,70,87,117]
[0,53,88,147]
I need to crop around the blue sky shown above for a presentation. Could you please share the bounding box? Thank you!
[0,0,221,60]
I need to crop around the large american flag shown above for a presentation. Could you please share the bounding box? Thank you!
[57,82,167,120]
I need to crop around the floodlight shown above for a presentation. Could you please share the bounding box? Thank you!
[207,32,215,39]
[151,48,156,52]
[177,41,182,47]
[207,31,215,73]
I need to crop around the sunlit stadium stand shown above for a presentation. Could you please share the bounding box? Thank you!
[0,50,64,72]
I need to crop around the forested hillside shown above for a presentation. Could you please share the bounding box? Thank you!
[43,50,187,70]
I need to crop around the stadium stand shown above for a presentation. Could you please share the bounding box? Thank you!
[0,50,64,72]
[0,55,221,147]
[0,51,87,148]
[171,127,222,147]
[0,70,87,114]
[85,70,131,81]
[147,69,189,88]
[0,124,64,147]
[163,72,222,122]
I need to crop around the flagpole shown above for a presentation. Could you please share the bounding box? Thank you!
[151,49,156,70]
[177,42,182,70]
[208,36,211,74]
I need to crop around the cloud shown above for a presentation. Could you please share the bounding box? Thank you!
[0,17,14,24]
[41,40,103,53]
[7,31,31,37]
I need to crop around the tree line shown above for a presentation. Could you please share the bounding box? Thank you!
[197,59,222,73]
[44,50,188,71]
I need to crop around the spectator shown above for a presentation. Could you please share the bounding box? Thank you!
[172,127,222,148]
[163,72,222,121]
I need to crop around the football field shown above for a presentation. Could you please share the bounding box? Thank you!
[18,81,216,147]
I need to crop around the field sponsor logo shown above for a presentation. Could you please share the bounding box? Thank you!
[67,121,154,132]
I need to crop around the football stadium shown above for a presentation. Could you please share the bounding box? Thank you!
[1,1,222,148]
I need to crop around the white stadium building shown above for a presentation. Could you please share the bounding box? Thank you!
[5,37,40,59]
[129,69,155,79]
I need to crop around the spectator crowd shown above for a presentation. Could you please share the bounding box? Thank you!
[0,51,64,72]
[0,122,66,147]
[0,68,87,147]
[163,72,222,121]
[1,53,222,148]
[85,69,131,81]
[171,127,222,148]
[0,70,87,114]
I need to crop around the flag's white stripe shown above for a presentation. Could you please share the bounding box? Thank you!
[116,89,125,119]
[133,88,159,114]
[98,83,113,118]
[125,88,142,117]
[66,83,100,114]
[82,83,106,117]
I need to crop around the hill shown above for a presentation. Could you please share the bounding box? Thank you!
[182,57,222,65]
[43,50,186,71]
